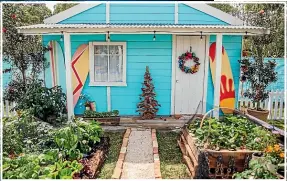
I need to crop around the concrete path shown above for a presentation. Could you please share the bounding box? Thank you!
[121,128,155,179]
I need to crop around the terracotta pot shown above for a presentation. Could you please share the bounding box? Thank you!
[247,108,269,121]
[90,102,96,111]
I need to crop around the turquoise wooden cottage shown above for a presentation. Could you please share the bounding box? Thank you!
[17,2,268,119]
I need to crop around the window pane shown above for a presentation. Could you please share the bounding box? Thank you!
[94,45,108,55]
[109,45,123,82]
[94,55,108,82]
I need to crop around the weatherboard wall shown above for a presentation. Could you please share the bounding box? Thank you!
[58,3,228,25]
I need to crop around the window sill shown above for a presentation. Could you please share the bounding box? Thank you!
[89,82,127,87]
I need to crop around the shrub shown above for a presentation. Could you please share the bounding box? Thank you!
[3,110,54,154]
[83,110,119,117]
[4,79,67,122]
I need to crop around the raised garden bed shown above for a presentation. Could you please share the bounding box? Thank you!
[178,115,280,179]
[79,137,109,179]
[178,128,260,179]
[83,110,120,126]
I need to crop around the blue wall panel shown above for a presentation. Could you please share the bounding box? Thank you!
[178,4,229,25]
[60,4,106,24]
[110,34,172,115]
[3,62,12,89]
[206,35,242,112]
[110,3,174,24]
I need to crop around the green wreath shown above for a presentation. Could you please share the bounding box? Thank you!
[178,51,200,74]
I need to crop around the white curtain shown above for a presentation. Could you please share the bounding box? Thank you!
[94,45,108,82]
[94,45,123,82]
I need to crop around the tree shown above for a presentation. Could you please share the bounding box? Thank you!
[210,4,284,57]
[239,7,278,111]
[136,66,161,119]
[2,4,51,86]
[53,3,78,15]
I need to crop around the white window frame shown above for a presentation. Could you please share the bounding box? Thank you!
[89,42,127,86]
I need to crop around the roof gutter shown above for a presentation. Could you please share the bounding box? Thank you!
[17,26,269,36]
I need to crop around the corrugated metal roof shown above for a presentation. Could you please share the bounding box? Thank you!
[18,23,265,30]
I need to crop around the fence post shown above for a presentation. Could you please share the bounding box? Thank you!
[267,92,273,119]
[278,90,284,120]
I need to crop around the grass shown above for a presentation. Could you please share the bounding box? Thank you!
[157,131,190,179]
[97,131,124,179]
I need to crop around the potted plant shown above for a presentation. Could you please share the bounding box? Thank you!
[239,58,277,121]
[79,94,94,111]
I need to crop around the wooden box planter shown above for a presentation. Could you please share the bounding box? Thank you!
[83,116,120,126]
[178,128,261,179]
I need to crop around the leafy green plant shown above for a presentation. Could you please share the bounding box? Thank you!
[3,110,54,154]
[233,156,280,179]
[188,115,277,151]
[83,110,119,118]
[5,80,67,122]
[3,153,83,179]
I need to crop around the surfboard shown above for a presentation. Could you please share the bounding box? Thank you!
[45,40,65,89]
[71,44,89,108]
[209,42,235,114]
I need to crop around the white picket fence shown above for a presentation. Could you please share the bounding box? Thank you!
[2,100,17,117]
[238,90,285,120]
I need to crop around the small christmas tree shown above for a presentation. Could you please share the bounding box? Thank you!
[137,66,161,119]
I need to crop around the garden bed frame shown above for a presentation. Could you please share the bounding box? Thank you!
[80,137,109,179]
[178,128,261,179]
[83,117,120,126]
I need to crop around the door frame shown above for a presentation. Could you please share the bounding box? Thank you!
[170,35,210,115]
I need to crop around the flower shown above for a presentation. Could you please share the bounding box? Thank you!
[11,14,16,19]
[274,144,281,152]
[254,138,261,142]
[2,28,7,33]
[265,146,273,153]
[279,152,284,158]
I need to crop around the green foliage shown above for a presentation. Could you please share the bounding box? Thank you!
[53,3,78,15]
[3,116,103,179]
[3,110,54,154]
[83,110,119,118]
[239,58,277,109]
[54,119,103,159]
[188,116,277,151]
[3,153,83,179]
[3,4,52,84]
[233,156,279,179]
[5,80,67,122]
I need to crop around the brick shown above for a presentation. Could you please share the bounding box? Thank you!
[153,147,158,154]
[153,140,158,148]
[151,132,157,140]
[118,153,125,161]
[124,128,131,138]
[154,154,159,161]
[155,167,162,178]
[112,167,122,179]
[122,138,129,147]
[154,160,160,170]
[120,147,127,154]
[116,160,123,169]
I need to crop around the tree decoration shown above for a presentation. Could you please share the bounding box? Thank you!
[136,66,161,119]
[178,51,200,74]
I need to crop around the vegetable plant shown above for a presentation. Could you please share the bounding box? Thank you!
[83,110,119,118]
[188,115,277,151]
